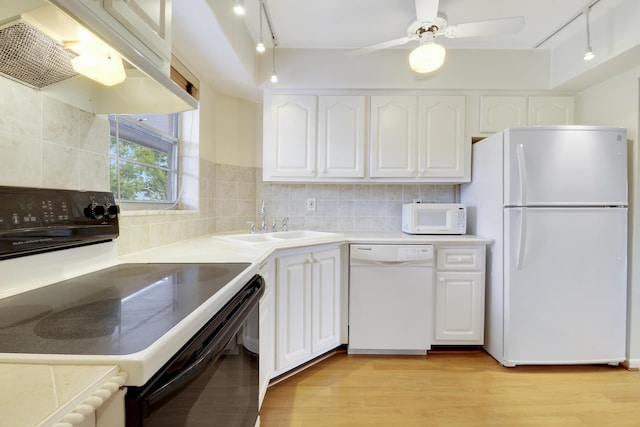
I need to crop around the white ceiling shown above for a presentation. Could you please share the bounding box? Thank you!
[242,0,605,51]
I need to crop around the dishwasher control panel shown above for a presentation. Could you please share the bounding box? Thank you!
[350,244,433,263]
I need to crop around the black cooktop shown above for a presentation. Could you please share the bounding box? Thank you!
[0,263,251,355]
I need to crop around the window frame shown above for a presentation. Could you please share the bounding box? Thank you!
[109,113,180,210]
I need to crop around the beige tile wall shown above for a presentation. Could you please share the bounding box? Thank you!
[0,78,109,191]
[257,178,456,233]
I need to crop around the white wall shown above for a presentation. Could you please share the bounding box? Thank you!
[197,81,260,167]
[578,65,640,366]
[258,48,551,91]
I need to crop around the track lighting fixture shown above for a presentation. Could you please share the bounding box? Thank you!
[233,0,245,16]
[256,0,265,53]
[270,45,278,83]
[583,7,594,61]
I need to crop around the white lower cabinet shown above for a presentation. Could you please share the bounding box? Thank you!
[258,259,275,408]
[433,246,486,345]
[275,246,341,374]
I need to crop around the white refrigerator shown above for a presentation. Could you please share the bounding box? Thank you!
[460,126,628,367]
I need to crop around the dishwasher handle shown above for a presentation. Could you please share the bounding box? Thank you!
[350,258,433,267]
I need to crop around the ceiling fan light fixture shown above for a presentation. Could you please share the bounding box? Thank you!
[409,35,446,73]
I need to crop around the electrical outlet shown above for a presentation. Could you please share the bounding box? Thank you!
[306,198,316,212]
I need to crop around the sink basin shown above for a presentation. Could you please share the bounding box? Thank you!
[269,230,337,240]
[218,233,273,244]
[217,230,339,245]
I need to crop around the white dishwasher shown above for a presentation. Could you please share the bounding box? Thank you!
[348,244,434,354]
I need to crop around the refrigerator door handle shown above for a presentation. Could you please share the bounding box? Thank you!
[516,143,528,206]
[516,207,528,270]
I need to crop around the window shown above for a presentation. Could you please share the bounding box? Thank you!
[109,114,179,207]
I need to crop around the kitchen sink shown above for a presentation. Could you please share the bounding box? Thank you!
[217,233,274,244]
[269,230,337,240]
[217,230,340,244]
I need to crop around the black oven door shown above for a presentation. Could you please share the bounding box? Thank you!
[125,275,264,427]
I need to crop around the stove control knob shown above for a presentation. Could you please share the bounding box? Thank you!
[84,203,105,219]
[106,204,120,219]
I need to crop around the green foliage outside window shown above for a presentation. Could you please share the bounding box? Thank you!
[109,114,178,204]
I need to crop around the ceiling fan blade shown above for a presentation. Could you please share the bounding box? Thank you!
[345,36,413,56]
[415,0,439,22]
[444,16,525,38]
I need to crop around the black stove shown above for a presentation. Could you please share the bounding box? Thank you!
[0,186,119,260]
[0,262,252,355]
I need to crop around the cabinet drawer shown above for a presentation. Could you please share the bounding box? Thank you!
[436,248,484,271]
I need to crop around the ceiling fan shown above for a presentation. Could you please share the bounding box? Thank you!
[350,0,525,73]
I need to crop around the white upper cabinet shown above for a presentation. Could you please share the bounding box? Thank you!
[265,95,317,178]
[418,95,467,180]
[317,96,366,178]
[528,96,574,126]
[480,95,574,133]
[480,96,527,133]
[371,95,468,181]
[370,96,417,178]
[52,0,172,73]
[103,0,171,62]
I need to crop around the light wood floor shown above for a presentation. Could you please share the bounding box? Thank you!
[260,348,640,427]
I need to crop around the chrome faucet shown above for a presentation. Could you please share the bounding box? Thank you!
[282,217,289,232]
[260,200,267,232]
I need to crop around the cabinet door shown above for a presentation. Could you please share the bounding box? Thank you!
[276,253,312,371]
[436,247,484,271]
[267,95,317,178]
[370,96,417,177]
[104,0,171,60]
[480,96,527,133]
[258,260,275,407]
[434,272,484,343]
[418,95,466,179]
[528,96,574,125]
[311,248,341,353]
[317,96,366,178]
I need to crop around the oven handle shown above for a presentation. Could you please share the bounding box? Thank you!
[142,278,263,411]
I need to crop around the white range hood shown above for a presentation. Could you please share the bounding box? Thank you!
[0,1,197,114]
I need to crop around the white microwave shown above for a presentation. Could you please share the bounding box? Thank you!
[402,203,467,235]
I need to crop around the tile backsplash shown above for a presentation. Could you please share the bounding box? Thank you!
[257,178,455,233]
[210,164,455,234]
[0,78,109,191]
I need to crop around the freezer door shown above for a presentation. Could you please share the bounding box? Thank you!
[503,207,627,365]
[504,127,627,206]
